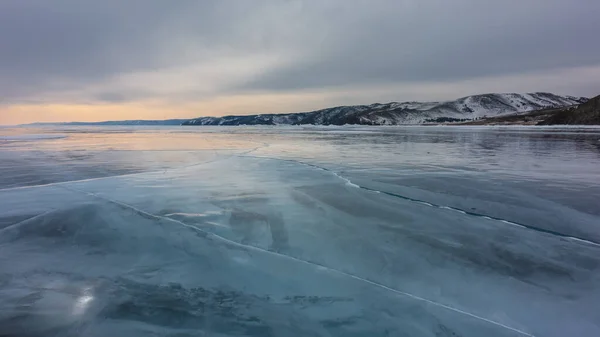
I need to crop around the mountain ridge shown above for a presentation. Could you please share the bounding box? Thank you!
[538,94,600,125]
[184,92,587,126]
[19,92,588,126]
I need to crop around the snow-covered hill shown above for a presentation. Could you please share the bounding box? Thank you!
[184,92,588,126]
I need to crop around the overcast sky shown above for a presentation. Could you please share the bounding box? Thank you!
[1,0,600,124]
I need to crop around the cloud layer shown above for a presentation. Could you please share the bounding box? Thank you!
[1,0,600,123]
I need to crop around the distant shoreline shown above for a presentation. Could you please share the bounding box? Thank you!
[15,92,599,127]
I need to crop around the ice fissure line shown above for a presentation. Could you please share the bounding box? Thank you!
[240,155,600,247]
[359,186,600,246]
[0,210,53,235]
[0,145,268,192]
[62,185,535,337]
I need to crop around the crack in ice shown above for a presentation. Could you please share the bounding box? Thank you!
[0,210,53,234]
[61,185,536,337]
[0,144,269,193]
[240,155,600,247]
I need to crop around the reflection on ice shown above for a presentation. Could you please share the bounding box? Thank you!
[73,288,95,316]
[1,126,600,336]
[0,134,68,141]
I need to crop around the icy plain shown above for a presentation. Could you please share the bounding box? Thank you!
[1,125,599,337]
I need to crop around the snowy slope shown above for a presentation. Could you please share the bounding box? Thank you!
[184,93,588,126]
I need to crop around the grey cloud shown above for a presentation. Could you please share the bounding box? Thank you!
[240,1,600,91]
[0,0,599,105]
[0,0,238,103]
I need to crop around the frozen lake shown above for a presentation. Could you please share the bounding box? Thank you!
[1,125,600,337]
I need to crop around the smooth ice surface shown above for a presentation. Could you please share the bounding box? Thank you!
[1,125,600,337]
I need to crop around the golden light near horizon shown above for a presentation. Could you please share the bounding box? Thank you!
[2,63,600,126]
[0,2,598,125]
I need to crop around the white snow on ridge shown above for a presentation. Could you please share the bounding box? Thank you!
[185,92,586,126]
